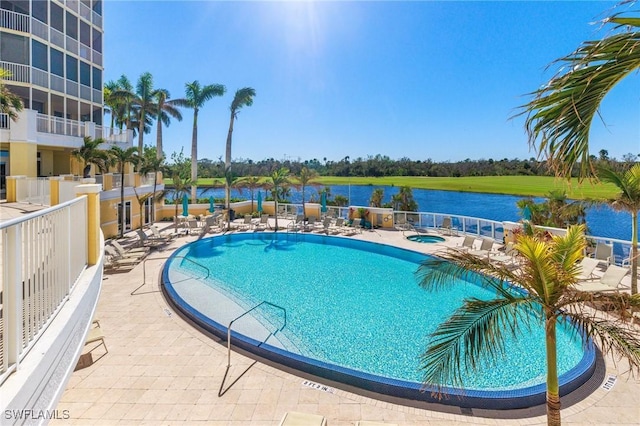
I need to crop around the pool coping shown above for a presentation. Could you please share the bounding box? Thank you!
[161,232,599,411]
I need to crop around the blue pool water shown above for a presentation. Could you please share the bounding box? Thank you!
[167,233,592,392]
[406,235,446,243]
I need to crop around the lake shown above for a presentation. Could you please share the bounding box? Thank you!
[182,185,634,242]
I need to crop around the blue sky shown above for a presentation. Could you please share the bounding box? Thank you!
[104,1,639,164]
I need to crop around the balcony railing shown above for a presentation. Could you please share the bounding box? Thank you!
[0,196,88,384]
[0,61,29,83]
[0,8,29,32]
[15,177,50,205]
[31,17,48,40]
[0,113,9,130]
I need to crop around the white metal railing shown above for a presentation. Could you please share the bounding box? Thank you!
[0,8,29,32]
[111,174,122,189]
[79,2,91,20]
[141,173,155,186]
[0,196,88,384]
[0,113,9,129]
[93,88,102,103]
[66,36,78,55]
[67,79,79,97]
[31,67,48,88]
[15,177,50,206]
[51,74,65,92]
[93,50,102,66]
[0,61,29,83]
[92,11,102,27]
[80,84,91,101]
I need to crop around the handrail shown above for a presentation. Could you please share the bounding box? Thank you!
[227,301,287,368]
[135,255,210,295]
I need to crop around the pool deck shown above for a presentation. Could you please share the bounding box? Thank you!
[54,220,640,425]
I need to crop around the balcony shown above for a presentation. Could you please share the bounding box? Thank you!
[0,8,29,33]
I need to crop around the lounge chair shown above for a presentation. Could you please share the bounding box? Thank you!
[576,257,600,281]
[111,239,149,256]
[287,214,304,232]
[136,229,170,248]
[279,411,327,426]
[104,245,143,264]
[304,216,318,232]
[490,242,519,266]
[330,217,346,233]
[254,214,271,231]
[150,225,175,240]
[438,216,457,236]
[589,242,613,266]
[457,235,476,251]
[85,324,108,355]
[342,218,362,235]
[237,214,253,231]
[573,264,629,293]
[469,238,495,258]
[316,217,333,234]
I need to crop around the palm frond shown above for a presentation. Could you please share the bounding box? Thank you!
[421,296,533,392]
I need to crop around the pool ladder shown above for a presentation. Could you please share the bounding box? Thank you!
[219,301,287,396]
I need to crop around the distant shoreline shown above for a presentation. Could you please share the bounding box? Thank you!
[164,176,615,201]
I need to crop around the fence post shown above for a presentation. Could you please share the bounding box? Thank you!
[6,224,23,368]
[75,184,101,265]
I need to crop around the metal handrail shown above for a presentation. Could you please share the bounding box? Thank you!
[227,301,287,368]
[135,254,210,295]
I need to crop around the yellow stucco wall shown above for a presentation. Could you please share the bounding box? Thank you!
[53,150,71,175]
[9,142,37,177]
[39,150,54,176]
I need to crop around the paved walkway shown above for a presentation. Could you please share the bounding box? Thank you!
[53,223,640,425]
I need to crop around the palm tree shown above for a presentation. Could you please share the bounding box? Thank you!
[0,68,24,122]
[416,225,640,426]
[268,167,290,231]
[392,186,418,211]
[109,146,139,238]
[111,74,135,131]
[138,146,167,225]
[295,166,319,217]
[153,88,185,159]
[71,136,110,178]
[598,164,640,294]
[133,72,156,154]
[225,87,256,212]
[237,175,262,213]
[103,80,119,135]
[170,174,193,233]
[370,188,384,207]
[520,9,640,179]
[184,80,226,203]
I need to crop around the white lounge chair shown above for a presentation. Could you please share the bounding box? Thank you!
[589,242,613,266]
[457,235,476,252]
[279,411,327,426]
[576,257,600,281]
[254,214,271,231]
[573,264,629,293]
[469,238,494,258]
[342,218,362,235]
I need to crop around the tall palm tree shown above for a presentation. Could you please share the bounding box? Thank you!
[133,72,156,154]
[416,225,640,426]
[520,9,640,179]
[153,88,185,159]
[109,146,139,238]
[103,80,120,135]
[71,136,109,178]
[598,164,640,294]
[295,166,319,217]
[112,74,135,131]
[184,80,226,203]
[369,188,384,207]
[225,87,256,212]
[268,167,290,231]
[0,68,24,122]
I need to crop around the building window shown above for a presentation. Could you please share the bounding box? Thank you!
[80,61,90,86]
[92,66,101,89]
[50,2,63,32]
[93,0,102,16]
[66,11,77,39]
[66,55,78,82]
[92,28,102,53]
[50,48,64,77]
[0,32,28,64]
[32,40,48,71]
[32,1,47,23]
[80,20,90,47]
[0,1,29,15]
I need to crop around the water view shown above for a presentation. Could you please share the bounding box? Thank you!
[182,185,634,242]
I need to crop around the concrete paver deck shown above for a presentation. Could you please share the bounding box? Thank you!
[54,222,640,425]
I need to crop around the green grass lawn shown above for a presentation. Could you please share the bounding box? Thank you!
[165,175,617,200]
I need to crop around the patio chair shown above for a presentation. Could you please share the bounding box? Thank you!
[111,239,149,256]
[150,225,175,240]
[136,229,170,248]
[589,242,613,266]
[254,214,271,231]
[469,238,495,258]
[438,216,456,235]
[237,214,254,231]
[573,264,629,293]
[304,216,318,232]
[457,235,476,251]
[316,217,333,234]
[104,246,141,270]
[105,244,147,262]
[342,218,362,235]
[287,214,304,232]
[330,217,346,233]
[576,257,600,281]
[279,411,327,426]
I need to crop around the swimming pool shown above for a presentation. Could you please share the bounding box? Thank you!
[162,232,597,409]
[406,234,446,243]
